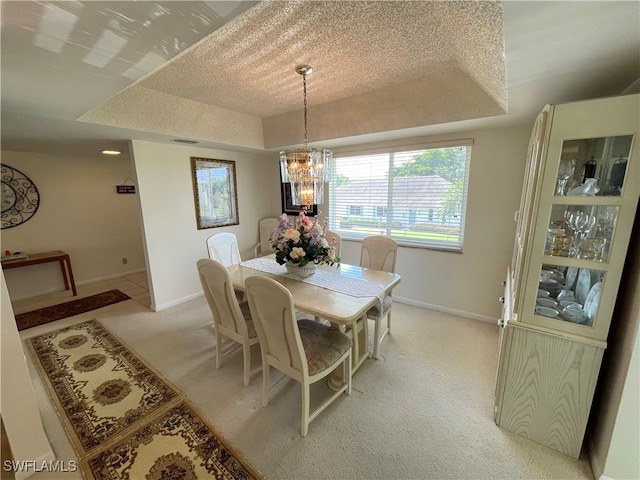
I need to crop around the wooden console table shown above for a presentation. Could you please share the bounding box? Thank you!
[1,251,77,296]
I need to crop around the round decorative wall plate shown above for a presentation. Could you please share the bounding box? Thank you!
[1,164,40,229]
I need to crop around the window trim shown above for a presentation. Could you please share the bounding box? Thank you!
[329,139,473,252]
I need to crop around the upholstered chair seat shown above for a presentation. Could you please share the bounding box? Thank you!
[297,319,352,375]
[367,295,393,317]
[238,302,258,339]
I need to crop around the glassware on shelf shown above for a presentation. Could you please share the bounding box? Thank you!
[545,226,565,255]
[580,237,607,261]
[556,158,576,195]
[561,210,595,257]
[567,178,600,196]
[550,206,618,262]
[596,209,616,258]
[570,212,596,240]
[550,235,572,257]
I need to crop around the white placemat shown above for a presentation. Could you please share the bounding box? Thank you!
[240,257,385,303]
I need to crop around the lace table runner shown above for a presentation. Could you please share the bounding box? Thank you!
[240,257,385,303]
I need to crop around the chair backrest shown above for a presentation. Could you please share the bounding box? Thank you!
[360,235,398,273]
[325,229,342,258]
[256,218,279,257]
[245,276,307,379]
[197,258,248,337]
[206,232,241,266]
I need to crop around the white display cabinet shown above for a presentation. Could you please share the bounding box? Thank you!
[495,94,639,458]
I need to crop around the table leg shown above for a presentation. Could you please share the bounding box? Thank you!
[59,259,70,292]
[63,255,78,296]
[328,313,370,390]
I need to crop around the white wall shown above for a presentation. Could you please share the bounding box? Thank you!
[587,212,640,480]
[1,151,145,300]
[131,126,530,320]
[0,272,55,479]
[130,140,278,310]
[329,125,532,321]
[3,124,531,322]
[603,327,640,480]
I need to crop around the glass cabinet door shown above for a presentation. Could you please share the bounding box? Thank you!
[511,108,547,311]
[554,135,632,198]
[519,95,639,341]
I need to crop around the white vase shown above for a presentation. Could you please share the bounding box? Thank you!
[286,262,317,278]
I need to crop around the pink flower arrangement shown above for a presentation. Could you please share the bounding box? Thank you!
[270,211,339,267]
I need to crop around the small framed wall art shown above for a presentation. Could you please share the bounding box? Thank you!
[191,157,239,229]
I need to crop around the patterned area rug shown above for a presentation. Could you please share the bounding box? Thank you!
[27,319,264,480]
[16,290,130,330]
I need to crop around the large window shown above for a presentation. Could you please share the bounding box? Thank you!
[329,141,472,250]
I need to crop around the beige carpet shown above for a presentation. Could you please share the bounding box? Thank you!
[19,296,595,479]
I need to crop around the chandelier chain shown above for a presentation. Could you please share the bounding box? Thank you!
[302,73,308,149]
[280,64,331,207]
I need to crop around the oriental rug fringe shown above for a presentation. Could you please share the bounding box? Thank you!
[26,319,264,480]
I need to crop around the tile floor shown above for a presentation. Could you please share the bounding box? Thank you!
[106,272,151,307]
[10,272,151,314]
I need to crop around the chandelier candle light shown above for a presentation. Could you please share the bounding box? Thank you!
[280,65,331,207]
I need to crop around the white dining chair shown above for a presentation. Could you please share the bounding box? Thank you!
[206,232,242,266]
[325,229,342,259]
[206,232,244,301]
[253,218,279,257]
[245,275,351,437]
[197,258,259,387]
[360,235,398,359]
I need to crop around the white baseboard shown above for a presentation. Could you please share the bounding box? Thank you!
[76,268,146,287]
[8,269,148,301]
[394,295,498,325]
[9,286,62,300]
[153,291,204,312]
[153,294,499,323]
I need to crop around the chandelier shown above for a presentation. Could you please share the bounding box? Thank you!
[280,65,331,207]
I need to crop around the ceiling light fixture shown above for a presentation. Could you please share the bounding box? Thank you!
[101,150,121,155]
[280,65,331,207]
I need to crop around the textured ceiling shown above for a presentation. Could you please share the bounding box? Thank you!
[78,0,507,150]
[2,1,639,158]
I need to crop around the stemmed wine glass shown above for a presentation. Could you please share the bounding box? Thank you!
[556,158,576,195]
[567,211,596,257]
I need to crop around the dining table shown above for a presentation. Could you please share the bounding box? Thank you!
[227,255,401,387]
